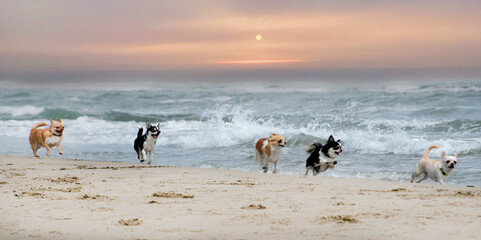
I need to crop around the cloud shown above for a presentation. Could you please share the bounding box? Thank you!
[1,0,480,72]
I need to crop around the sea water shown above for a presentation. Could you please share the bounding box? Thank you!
[0,79,480,187]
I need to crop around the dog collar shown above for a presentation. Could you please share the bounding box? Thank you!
[51,131,62,137]
[439,168,447,176]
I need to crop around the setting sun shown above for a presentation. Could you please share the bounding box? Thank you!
[256,34,262,41]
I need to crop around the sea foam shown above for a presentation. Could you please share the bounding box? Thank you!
[0,105,44,117]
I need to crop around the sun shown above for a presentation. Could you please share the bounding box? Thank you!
[256,34,262,41]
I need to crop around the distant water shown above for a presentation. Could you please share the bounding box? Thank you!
[1,80,480,187]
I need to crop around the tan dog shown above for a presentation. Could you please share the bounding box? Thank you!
[411,144,458,185]
[29,118,64,157]
[254,133,286,174]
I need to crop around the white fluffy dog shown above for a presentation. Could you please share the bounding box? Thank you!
[411,144,458,185]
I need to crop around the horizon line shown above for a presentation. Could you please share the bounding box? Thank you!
[215,59,307,65]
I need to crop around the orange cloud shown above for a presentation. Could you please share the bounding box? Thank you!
[1,2,480,72]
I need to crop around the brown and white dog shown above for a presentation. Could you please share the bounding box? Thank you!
[29,118,64,157]
[254,133,286,174]
[411,144,458,185]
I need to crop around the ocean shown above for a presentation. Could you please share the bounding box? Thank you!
[1,79,480,187]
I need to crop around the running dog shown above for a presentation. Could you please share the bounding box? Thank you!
[134,121,161,164]
[305,135,342,176]
[254,133,286,174]
[411,144,457,185]
[29,118,64,157]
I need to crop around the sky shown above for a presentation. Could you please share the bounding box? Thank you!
[0,0,480,81]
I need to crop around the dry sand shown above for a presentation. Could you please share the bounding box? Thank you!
[1,155,480,240]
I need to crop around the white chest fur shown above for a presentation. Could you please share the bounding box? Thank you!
[319,154,335,163]
[268,146,283,163]
[143,136,157,152]
[46,136,61,147]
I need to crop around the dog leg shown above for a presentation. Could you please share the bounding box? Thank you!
[43,143,51,156]
[259,157,268,173]
[438,178,446,185]
[410,172,416,183]
[148,151,153,165]
[262,159,268,173]
[272,161,278,174]
[411,169,423,183]
[411,172,422,183]
[305,166,311,176]
[140,150,146,163]
[31,144,40,157]
[416,173,428,183]
[57,143,63,155]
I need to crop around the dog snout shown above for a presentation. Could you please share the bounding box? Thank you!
[333,161,337,165]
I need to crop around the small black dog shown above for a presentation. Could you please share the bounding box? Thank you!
[305,135,342,176]
[134,121,161,164]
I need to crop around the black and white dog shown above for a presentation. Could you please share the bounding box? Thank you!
[134,121,161,164]
[305,135,342,176]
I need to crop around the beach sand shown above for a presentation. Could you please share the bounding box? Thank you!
[1,155,480,240]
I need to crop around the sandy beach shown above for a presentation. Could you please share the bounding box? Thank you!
[1,155,480,240]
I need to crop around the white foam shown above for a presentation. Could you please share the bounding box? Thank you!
[0,120,42,137]
[158,96,234,104]
[65,96,81,102]
[0,105,44,117]
[62,116,136,145]
[0,101,479,158]
[157,104,269,148]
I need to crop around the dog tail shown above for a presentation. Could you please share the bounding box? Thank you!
[137,126,143,138]
[31,122,47,130]
[305,143,322,154]
[423,144,439,158]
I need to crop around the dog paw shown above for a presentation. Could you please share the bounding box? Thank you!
[59,152,63,155]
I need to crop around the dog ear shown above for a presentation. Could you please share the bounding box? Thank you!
[58,118,62,123]
[157,123,160,129]
[337,139,341,143]
[442,151,446,159]
[328,135,335,143]
[454,153,458,158]
[50,118,54,125]
[146,121,152,128]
